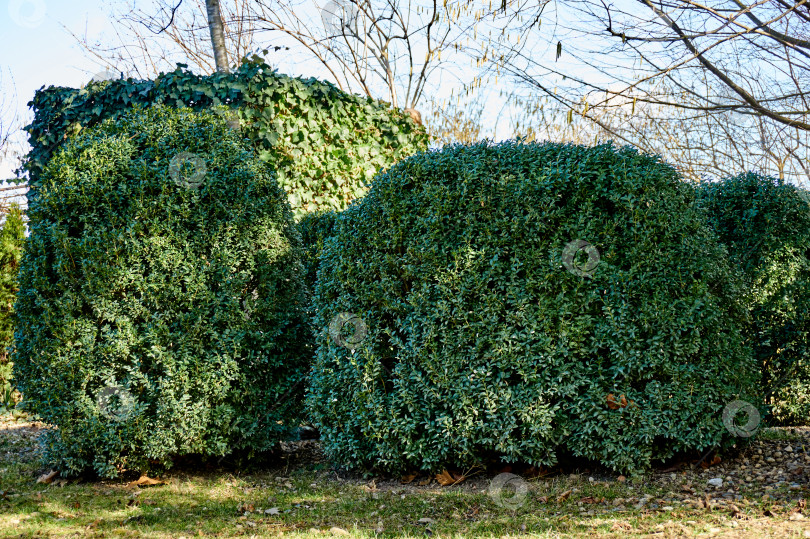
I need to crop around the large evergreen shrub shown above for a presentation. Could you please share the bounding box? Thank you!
[21,56,427,217]
[696,172,810,425]
[308,141,756,474]
[12,105,310,477]
[0,203,25,410]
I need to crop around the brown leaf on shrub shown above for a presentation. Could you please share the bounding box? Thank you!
[435,470,465,486]
[606,394,628,409]
[127,475,164,488]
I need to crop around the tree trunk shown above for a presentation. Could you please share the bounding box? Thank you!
[205,0,229,73]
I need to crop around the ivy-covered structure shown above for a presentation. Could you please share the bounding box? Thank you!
[21,56,428,217]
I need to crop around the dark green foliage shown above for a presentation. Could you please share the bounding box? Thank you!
[308,141,757,474]
[21,56,428,217]
[695,172,810,426]
[297,210,339,293]
[12,105,310,477]
[0,202,25,410]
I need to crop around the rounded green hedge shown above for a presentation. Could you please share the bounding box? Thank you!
[696,172,810,425]
[308,141,757,474]
[12,105,310,477]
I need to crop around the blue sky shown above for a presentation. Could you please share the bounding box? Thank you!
[2,0,114,181]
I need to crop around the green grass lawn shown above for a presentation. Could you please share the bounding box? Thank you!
[1,414,808,538]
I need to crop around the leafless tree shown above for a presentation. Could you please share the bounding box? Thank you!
[205,0,230,72]
[73,0,543,118]
[0,70,28,214]
[489,0,810,184]
[69,0,258,78]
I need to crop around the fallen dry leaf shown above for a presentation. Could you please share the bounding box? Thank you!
[36,470,58,484]
[557,489,572,502]
[435,470,465,486]
[580,496,599,504]
[525,465,550,479]
[127,475,164,488]
[237,503,255,513]
[538,496,548,503]
[417,478,431,486]
[400,473,417,484]
[611,522,632,531]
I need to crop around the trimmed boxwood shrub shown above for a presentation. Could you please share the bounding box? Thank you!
[0,203,25,409]
[695,173,810,426]
[12,105,310,477]
[308,141,757,474]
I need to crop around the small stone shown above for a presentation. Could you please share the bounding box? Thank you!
[708,478,723,488]
[785,446,793,452]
